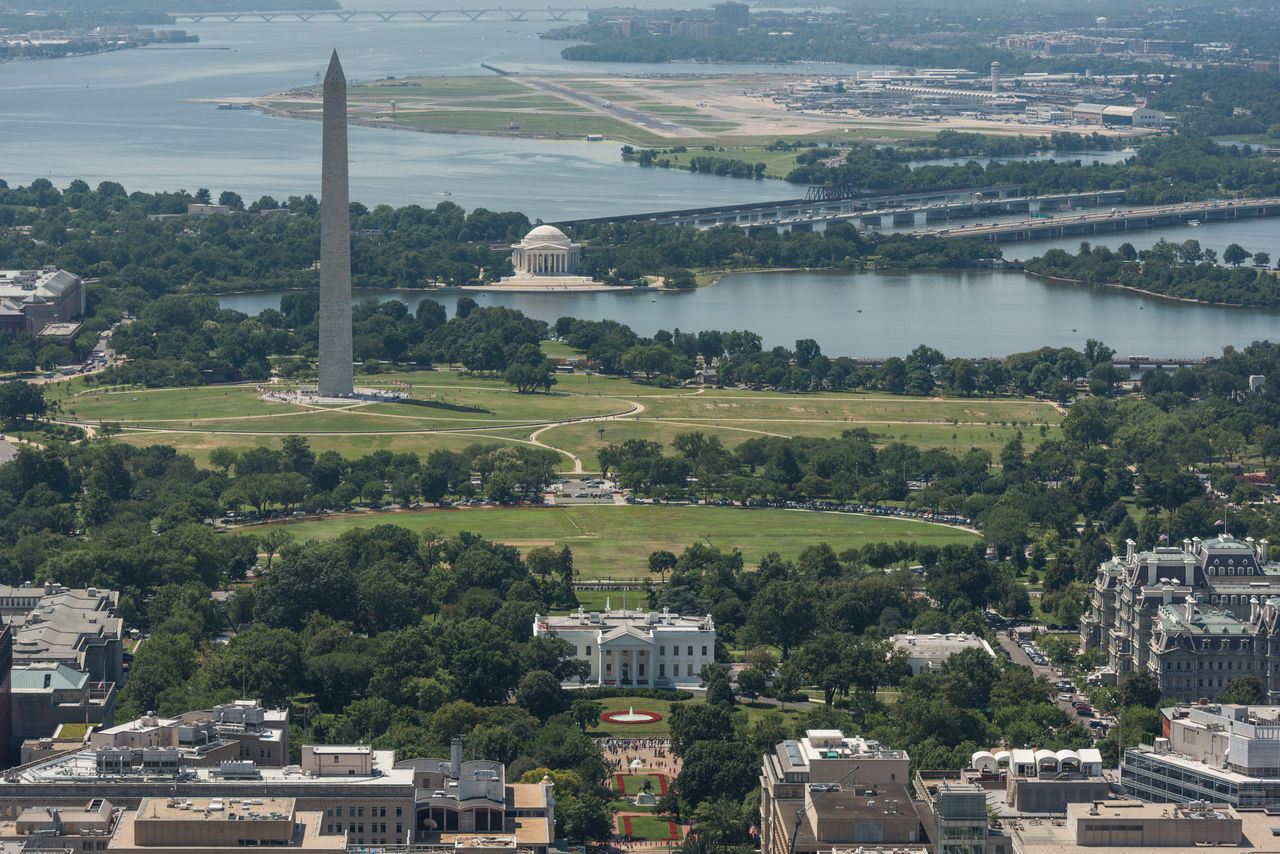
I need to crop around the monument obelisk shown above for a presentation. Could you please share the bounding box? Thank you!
[318,49,354,397]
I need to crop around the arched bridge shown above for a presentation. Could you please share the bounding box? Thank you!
[170,8,590,23]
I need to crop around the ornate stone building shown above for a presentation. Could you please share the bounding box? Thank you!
[510,225,581,277]
[1081,534,1280,702]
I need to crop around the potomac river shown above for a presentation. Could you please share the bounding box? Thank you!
[2,4,1279,356]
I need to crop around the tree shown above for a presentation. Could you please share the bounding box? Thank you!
[259,529,293,571]
[516,670,568,720]
[736,667,767,700]
[1217,675,1265,705]
[1223,243,1251,267]
[569,698,603,731]
[1120,670,1161,709]
[648,549,677,583]
[558,795,613,845]
[704,665,734,709]
[668,703,733,756]
[0,380,46,423]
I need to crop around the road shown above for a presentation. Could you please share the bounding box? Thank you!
[995,631,1095,723]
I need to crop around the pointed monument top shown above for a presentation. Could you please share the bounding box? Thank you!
[324,50,345,86]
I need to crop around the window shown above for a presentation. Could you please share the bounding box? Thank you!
[336,824,343,832]
[396,824,402,835]
[687,645,693,656]
[687,663,694,677]
[335,756,340,764]
[349,808,356,818]
[380,823,387,833]
[659,663,666,677]
[380,808,386,818]
[327,825,333,834]
[659,646,665,656]
[701,645,707,656]
[358,808,364,818]
[358,824,364,834]
[395,808,402,818]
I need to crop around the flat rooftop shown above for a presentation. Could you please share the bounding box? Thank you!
[13,749,412,786]
[1004,803,1272,854]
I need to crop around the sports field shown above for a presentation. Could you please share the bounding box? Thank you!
[235,503,975,578]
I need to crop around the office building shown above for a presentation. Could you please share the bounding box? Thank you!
[88,700,288,768]
[1081,535,1280,701]
[0,796,345,854]
[760,730,919,854]
[0,734,555,853]
[1002,800,1275,854]
[1121,703,1280,808]
[10,662,116,743]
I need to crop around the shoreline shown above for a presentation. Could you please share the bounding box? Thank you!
[1024,270,1270,311]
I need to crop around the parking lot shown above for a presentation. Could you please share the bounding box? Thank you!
[550,477,622,505]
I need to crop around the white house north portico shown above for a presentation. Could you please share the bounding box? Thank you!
[533,607,715,687]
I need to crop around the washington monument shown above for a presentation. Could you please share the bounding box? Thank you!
[318,49,354,397]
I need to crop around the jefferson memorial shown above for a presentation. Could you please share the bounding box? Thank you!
[493,225,606,290]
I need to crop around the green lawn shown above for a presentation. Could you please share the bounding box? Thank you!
[541,340,584,357]
[613,773,665,795]
[234,504,975,578]
[619,815,680,842]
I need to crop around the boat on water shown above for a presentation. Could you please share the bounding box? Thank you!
[1187,219,1201,227]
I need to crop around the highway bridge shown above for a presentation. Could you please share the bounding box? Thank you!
[170,7,589,22]
[558,187,1127,231]
[558,185,1031,230]
[919,197,1280,243]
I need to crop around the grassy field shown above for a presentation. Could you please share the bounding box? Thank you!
[57,369,1060,476]
[234,503,975,578]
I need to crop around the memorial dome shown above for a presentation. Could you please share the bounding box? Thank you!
[523,225,572,244]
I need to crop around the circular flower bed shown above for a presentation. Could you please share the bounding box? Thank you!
[599,709,663,724]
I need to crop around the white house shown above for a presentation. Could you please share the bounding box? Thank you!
[533,606,715,687]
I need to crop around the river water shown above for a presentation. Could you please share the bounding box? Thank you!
[4,9,1280,356]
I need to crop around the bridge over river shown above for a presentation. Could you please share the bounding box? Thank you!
[921,197,1280,243]
[556,185,1120,230]
[169,7,589,22]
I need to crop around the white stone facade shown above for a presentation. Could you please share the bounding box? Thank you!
[533,607,715,687]
[510,225,581,276]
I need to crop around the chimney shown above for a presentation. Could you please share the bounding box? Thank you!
[1163,584,1173,606]
[1125,539,1136,562]
[1261,539,1269,564]
[1250,596,1260,623]
[450,737,462,779]
[1183,539,1192,555]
